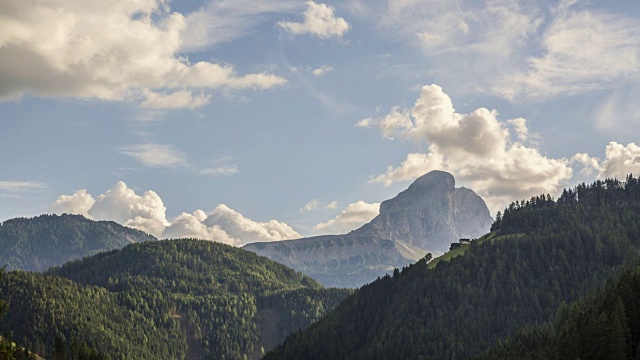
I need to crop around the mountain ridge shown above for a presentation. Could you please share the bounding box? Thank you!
[244,170,492,288]
[0,213,157,271]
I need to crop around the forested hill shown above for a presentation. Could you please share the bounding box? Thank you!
[265,175,640,360]
[476,261,640,360]
[0,239,351,359]
[0,214,156,271]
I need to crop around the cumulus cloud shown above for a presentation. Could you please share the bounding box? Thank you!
[50,189,96,218]
[357,107,413,139]
[596,142,640,179]
[202,204,301,244]
[50,182,300,245]
[1,0,286,106]
[278,1,350,39]
[313,201,380,234]
[363,84,574,212]
[163,211,238,246]
[508,118,529,141]
[88,182,170,237]
[572,142,640,181]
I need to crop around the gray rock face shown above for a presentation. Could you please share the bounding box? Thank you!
[353,170,492,255]
[244,171,492,288]
[243,235,425,288]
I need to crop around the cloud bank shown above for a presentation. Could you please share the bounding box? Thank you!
[50,181,300,246]
[1,0,286,107]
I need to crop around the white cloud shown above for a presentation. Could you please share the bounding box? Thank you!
[363,84,574,212]
[572,142,640,182]
[313,201,380,234]
[49,182,300,246]
[357,107,413,139]
[0,0,286,107]
[163,211,239,246]
[0,181,46,192]
[88,181,170,237]
[203,204,301,244]
[508,118,528,141]
[373,0,542,93]
[495,5,640,100]
[299,199,338,212]
[119,144,188,168]
[50,189,96,218]
[278,1,350,39]
[598,142,640,180]
[370,153,444,187]
[311,65,334,77]
[180,0,300,51]
[358,0,640,105]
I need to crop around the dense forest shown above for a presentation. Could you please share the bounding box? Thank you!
[0,214,156,271]
[477,260,640,360]
[0,239,351,359]
[265,175,640,360]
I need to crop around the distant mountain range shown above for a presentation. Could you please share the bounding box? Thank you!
[244,170,492,288]
[0,214,156,271]
[0,171,491,290]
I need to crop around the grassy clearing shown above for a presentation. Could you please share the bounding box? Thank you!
[427,232,524,269]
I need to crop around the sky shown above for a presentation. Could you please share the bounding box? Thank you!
[2,0,640,246]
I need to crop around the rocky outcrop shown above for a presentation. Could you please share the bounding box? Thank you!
[353,170,492,254]
[243,235,425,288]
[244,171,492,288]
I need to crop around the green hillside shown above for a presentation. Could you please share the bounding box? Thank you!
[0,239,351,359]
[477,260,640,360]
[0,214,156,272]
[265,175,640,360]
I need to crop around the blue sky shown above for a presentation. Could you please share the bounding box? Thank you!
[2,0,640,245]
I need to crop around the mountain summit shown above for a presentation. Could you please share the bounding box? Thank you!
[354,170,492,254]
[245,171,492,287]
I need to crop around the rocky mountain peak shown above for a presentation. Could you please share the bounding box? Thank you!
[245,170,492,287]
[355,170,492,254]
[408,170,455,191]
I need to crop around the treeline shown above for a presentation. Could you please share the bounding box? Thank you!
[265,175,640,360]
[492,174,640,233]
[0,239,351,359]
[477,260,640,359]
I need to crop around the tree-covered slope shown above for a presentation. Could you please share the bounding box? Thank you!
[0,239,351,360]
[265,175,640,360]
[476,260,640,360]
[0,214,156,271]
